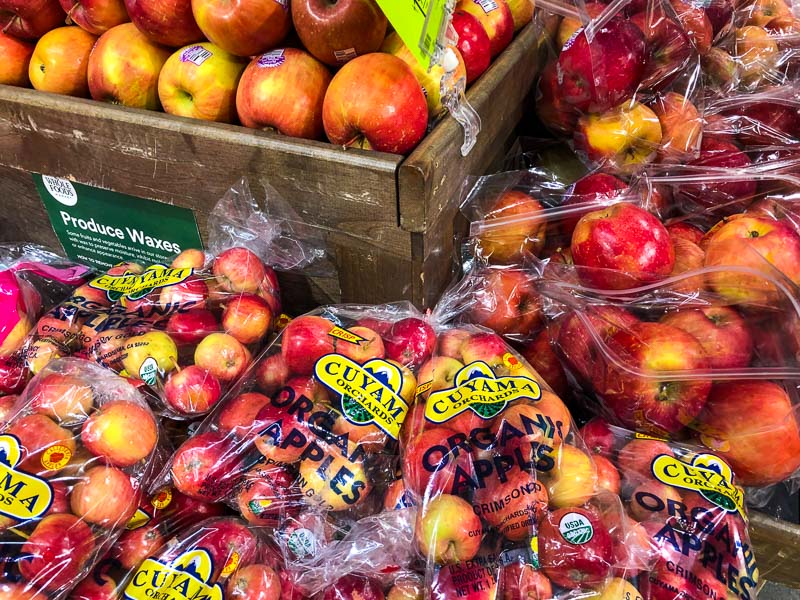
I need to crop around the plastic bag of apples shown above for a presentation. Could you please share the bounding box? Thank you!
[536,261,800,505]
[534,0,706,172]
[71,485,227,599]
[579,418,759,600]
[0,357,163,599]
[9,178,329,422]
[0,244,91,401]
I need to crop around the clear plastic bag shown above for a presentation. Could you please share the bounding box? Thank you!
[0,357,163,599]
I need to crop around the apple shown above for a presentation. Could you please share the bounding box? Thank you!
[171,248,206,268]
[58,0,127,34]
[29,26,97,97]
[158,43,247,122]
[213,247,268,293]
[520,329,567,397]
[696,380,800,485]
[504,0,531,30]
[702,46,737,87]
[0,393,18,423]
[628,479,682,521]
[456,0,513,58]
[122,331,179,382]
[384,317,436,370]
[744,0,790,27]
[499,562,552,600]
[705,215,800,304]
[20,513,95,592]
[0,32,35,86]
[535,59,579,135]
[298,440,371,510]
[475,190,546,263]
[236,464,301,526]
[387,574,423,600]
[237,48,331,140]
[228,564,282,600]
[192,0,290,57]
[664,238,706,293]
[591,578,643,600]
[381,33,467,118]
[402,426,472,496]
[0,0,66,39]
[539,507,614,589]
[468,268,541,336]
[640,554,727,600]
[113,522,165,569]
[579,418,616,457]
[6,413,76,473]
[593,455,621,496]
[544,444,597,507]
[671,0,713,53]
[451,10,491,84]
[29,373,93,423]
[291,0,387,67]
[727,100,800,146]
[195,332,251,383]
[684,137,755,210]
[222,293,273,345]
[651,92,702,159]
[416,494,482,563]
[617,439,674,490]
[70,576,119,600]
[630,10,693,91]
[659,306,753,369]
[460,331,516,374]
[557,17,646,112]
[218,391,271,437]
[474,469,548,541]
[575,101,663,169]
[559,172,628,238]
[71,465,139,526]
[255,354,289,397]
[493,392,571,455]
[322,53,427,154]
[667,222,704,245]
[190,517,259,581]
[281,315,336,375]
[165,365,222,414]
[166,308,218,346]
[124,0,202,46]
[383,478,414,510]
[600,322,711,435]
[251,388,325,463]
[736,25,779,85]
[431,557,498,600]
[324,576,385,600]
[159,274,208,309]
[556,306,639,386]
[170,431,241,500]
[571,202,674,290]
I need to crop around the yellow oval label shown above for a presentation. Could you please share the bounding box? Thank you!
[0,435,54,522]
[89,265,193,298]
[124,549,224,600]
[151,488,174,510]
[41,445,72,470]
[502,352,523,371]
[424,361,542,424]
[221,551,240,577]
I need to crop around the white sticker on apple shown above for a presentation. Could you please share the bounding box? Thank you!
[559,513,593,545]
[42,176,78,207]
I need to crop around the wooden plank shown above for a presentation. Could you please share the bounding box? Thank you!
[750,511,800,589]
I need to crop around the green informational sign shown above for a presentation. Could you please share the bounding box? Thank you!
[33,174,203,270]
[376,0,449,69]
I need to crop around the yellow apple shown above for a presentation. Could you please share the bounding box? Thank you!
[576,101,662,169]
[544,444,597,508]
[29,26,98,97]
[122,331,179,381]
[736,25,779,85]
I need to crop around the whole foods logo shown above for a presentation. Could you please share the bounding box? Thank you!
[124,548,224,600]
[559,512,594,545]
[0,435,54,522]
[652,453,746,519]
[89,265,193,304]
[314,355,409,440]
[424,362,542,424]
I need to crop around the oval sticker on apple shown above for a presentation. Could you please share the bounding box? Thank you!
[258,50,286,68]
[559,513,593,545]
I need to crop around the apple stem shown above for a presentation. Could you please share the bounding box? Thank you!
[65,4,78,25]
[1,17,17,34]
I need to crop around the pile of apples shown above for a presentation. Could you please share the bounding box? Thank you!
[0,0,531,155]
[0,358,161,598]
[1,245,281,419]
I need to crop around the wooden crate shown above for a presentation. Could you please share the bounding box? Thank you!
[750,512,800,589]
[0,23,545,312]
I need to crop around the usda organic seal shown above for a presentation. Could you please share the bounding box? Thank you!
[559,512,594,545]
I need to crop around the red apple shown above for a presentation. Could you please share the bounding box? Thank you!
[559,172,628,238]
[166,308,219,346]
[556,17,646,112]
[30,373,94,423]
[0,0,66,39]
[629,479,683,521]
[468,268,541,336]
[124,0,202,46]
[0,354,27,395]
[281,315,336,375]
[58,0,128,35]
[255,354,289,396]
[520,329,567,397]
[500,562,553,600]
[81,400,158,466]
[237,48,332,139]
[473,469,548,541]
[6,413,76,474]
[324,575,385,600]
[475,190,546,263]
[671,0,714,53]
[696,380,800,486]
[659,306,753,369]
[456,0,514,58]
[191,517,259,581]
[217,391,271,437]
[544,444,597,508]
[322,53,427,155]
[571,202,675,290]
[192,0,290,57]
[387,574,423,600]
[0,31,35,86]
[170,431,241,500]
[451,10,491,84]
[20,513,95,591]
[113,523,165,569]
[195,332,251,383]
[236,464,301,526]
[165,365,222,415]
[159,274,208,309]
[579,417,616,457]
[536,59,579,135]
[684,138,755,211]
[222,293,273,345]
[291,0,387,67]
[228,564,282,600]
[402,426,472,497]
[384,317,436,370]
[593,455,621,496]
[71,464,139,526]
[416,494,482,563]
[539,507,614,589]
[213,247,268,293]
[616,438,674,487]
[666,222,704,245]
[630,9,693,90]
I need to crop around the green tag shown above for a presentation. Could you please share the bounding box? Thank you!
[33,174,203,270]
[376,0,449,69]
